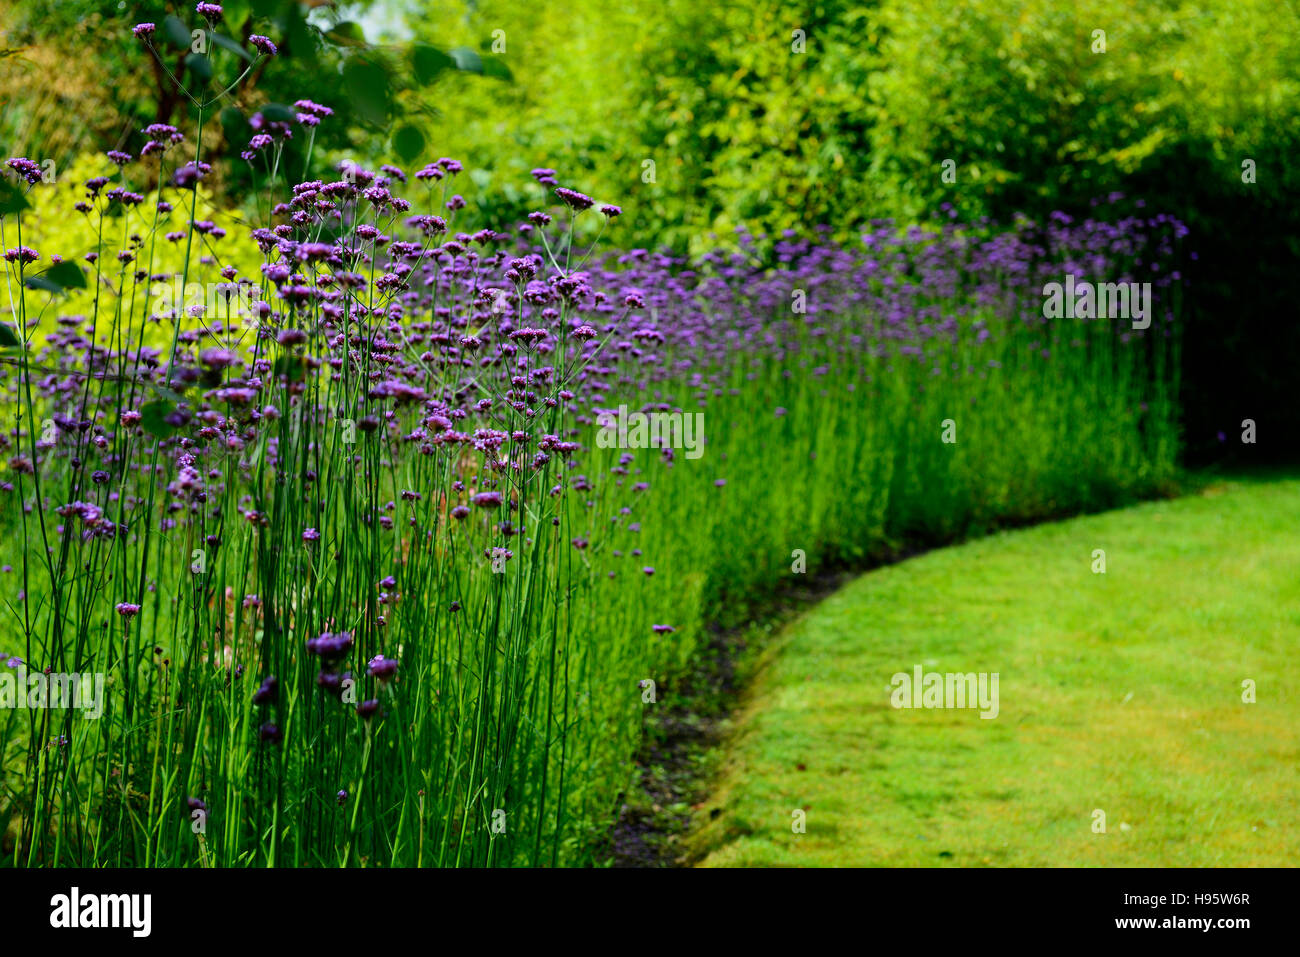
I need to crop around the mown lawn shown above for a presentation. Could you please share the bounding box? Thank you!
[694,475,1300,866]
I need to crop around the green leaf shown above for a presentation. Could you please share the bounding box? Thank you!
[342,57,392,126]
[259,102,295,124]
[0,324,21,348]
[224,0,252,32]
[24,275,63,294]
[449,47,484,74]
[210,33,254,63]
[285,4,318,67]
[411,44,454,85]
[185,52,214,84]
[219,105,245,140]
[326,22,368,47]
[479,54,513,82]
[393,125,425,164]
[163,15,191,50]
[46,261,86,290]
[140,399,177,439]
[0,179,29,215]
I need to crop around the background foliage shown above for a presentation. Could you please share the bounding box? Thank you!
[2,0,1295,451]
[415,0,1299,461]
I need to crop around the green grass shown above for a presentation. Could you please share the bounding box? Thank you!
[694,475,1300,867]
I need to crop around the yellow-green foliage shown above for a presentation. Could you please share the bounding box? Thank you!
[407,0,876,252]
[401,0,1299,248]
[2,153,265,352]
[869,0,1300,217]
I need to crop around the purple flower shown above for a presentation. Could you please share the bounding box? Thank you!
[173,161,211,189]
[249,35,277,56]
[241,134,273,160]
[3,246,38,265]
[259,722,282,745]
[307,631,353,663]
[115,602,141,620]
[198,346,240,369]
[133,23,156,40]
[143,123,184,144]
[651,624,675,634]
[253,676,278,705]
[250,112,294,141]
[5,158,42,185]
[303,527,320,543]
[555,187,595,210]
[196,3,223,21]
[294,99,334,118]
[105,188,144,206]
[356,699,381,721]
[367,655,398,683]
[471,491,503,509]
[600,204,622,218]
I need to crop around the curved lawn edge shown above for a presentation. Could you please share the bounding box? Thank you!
[602,479,1194,867]
[687,473,1300,867]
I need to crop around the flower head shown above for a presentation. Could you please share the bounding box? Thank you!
[3,246,38,265]
[253,676,278,705]
[367,655,399,683]
[307,631,353,663]
[5,158,42,185]
[555,187,595,210]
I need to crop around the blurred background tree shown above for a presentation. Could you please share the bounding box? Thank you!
[0,0,508,199]
[2,0,1295,461]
